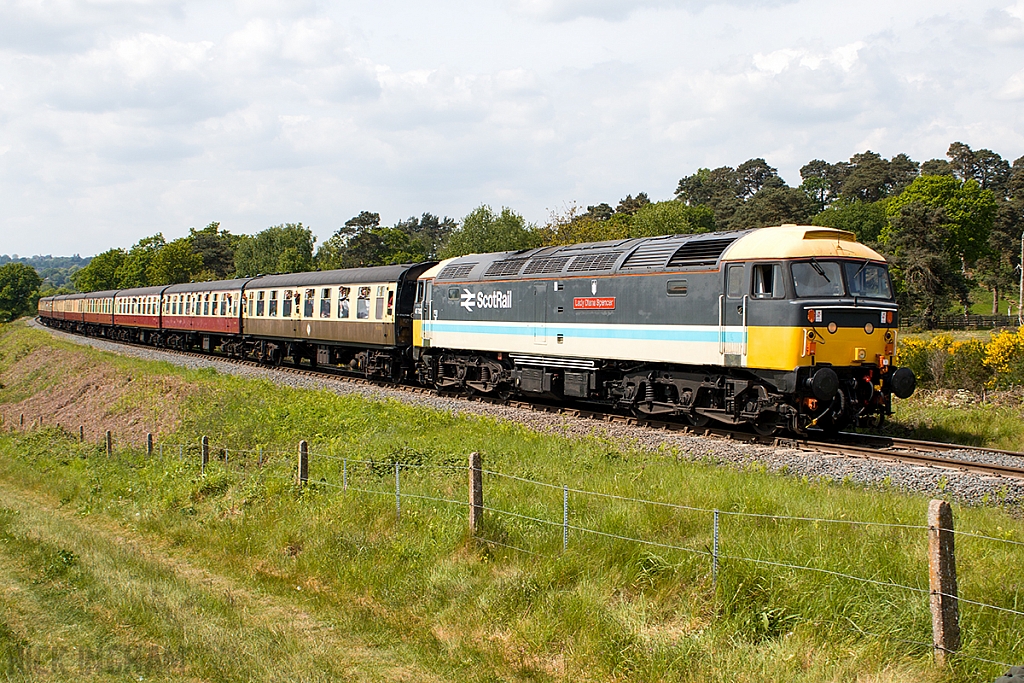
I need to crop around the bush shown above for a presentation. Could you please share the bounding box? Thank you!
[984,329,1024,389]
[895,337,931,383]
[945,339,992,391]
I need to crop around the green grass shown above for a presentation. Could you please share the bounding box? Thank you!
[1,321,1023,681]
[883,391,1024,450]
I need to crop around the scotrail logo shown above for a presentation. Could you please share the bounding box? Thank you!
[460,289,476,311]
[461,289,513,312]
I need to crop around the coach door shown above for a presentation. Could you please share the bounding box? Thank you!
[720,264,747,366]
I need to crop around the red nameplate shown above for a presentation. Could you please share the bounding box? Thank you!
[573,297,615,310]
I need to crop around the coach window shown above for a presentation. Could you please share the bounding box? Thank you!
[256,291,265,317]
[269,291,278,317]
[304,289,315,318]
[357,287,370,319]
[202,294,209,316]
[283,291,293,318]
[752,264,785,299]
[387,290,394,317]
[727,265,744,298]
[223,294,229,316]
[375,286,385,319]
[338,287,350,319]
[320,288,331,318]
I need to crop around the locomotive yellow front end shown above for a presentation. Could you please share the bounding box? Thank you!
[721,225,916,432]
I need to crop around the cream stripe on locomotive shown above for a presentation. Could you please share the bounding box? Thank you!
[422,319,747,366]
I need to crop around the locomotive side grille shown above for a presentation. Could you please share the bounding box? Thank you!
[483,258,529,277]
[666,238,736,268]
[436,263,478,280]
[620,243,681,269]
[523,256,571,274]
[567,252,621,272]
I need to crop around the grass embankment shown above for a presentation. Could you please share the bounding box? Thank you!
[0,321,1022,682]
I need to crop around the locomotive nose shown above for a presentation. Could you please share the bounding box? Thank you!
[890,367,916,399]
[807,367,839,401]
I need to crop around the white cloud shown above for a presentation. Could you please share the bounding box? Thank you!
[2,0,1024,256]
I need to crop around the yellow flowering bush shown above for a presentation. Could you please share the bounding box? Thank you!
[945,339,991,391]
[984,328,1024,389]
[895,337,930,382]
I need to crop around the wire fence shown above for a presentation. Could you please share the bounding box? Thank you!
[5,426,1023,671]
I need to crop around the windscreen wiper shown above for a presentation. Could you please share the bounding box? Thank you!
[853,258,870,278]
[809,257,830,282]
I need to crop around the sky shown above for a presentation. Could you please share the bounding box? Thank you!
[2,0,1024,257]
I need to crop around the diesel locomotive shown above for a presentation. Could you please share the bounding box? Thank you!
[38,224,916,435]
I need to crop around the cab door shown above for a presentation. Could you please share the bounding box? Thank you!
[720,263,747,365]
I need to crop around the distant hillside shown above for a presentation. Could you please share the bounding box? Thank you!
[0,254,91,290]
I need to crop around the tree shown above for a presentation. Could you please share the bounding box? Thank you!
[884,175,997,267]
[234,224,315,277]
[441,205,541,258]
[0,262,43,322]
[675,166,742,229]
[881,203,970,327]
[189,222,238,279]
[71,248,125,292]
[615,193,650,216]
[920,159,953,176]
[148,238,203,285]
[393,213,457,260]
[799,159,850,212]
[840,151,919,203]
[729,187,814,231]
[630,201,715,237]
[811,197,889,244]
[735,158,781,199]
[947,142,1011,196]
[115,234,166,288]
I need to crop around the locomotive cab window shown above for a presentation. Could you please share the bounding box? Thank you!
[447,287,460,301]
[752,263,785,299]
[320,288,332,318]
[727,265,744,298]
[792,261,844,298]
[844,261,893,300]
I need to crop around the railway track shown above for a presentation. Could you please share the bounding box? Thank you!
[45,324,1024,481]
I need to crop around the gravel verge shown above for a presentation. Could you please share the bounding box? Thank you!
[31,320,1024,509]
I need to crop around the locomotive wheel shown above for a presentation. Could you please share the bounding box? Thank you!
[686,412,710,428]
[752,415,781,436]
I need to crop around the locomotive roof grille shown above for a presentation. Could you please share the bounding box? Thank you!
[483,258,529,277]
[436,263,478,280]
[666,237,737,268]
[567,252,622,272]
[523,256,571,275]
[620,242,684,269]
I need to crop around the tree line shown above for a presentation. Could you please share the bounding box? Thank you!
[5,140,1021,327]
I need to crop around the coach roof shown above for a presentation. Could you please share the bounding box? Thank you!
[247,264,423,289]
[164,277,256,294]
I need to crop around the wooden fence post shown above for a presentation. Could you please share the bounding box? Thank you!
[297,441,309,485]
[20,414,24,429]
[105,430,112,456]
[469,452,483,536]
[201,436,209,473]
[146,433,153,457]
[79,425,84,442]
[929,499,960,665]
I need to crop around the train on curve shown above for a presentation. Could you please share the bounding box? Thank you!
[38,224,916,435]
